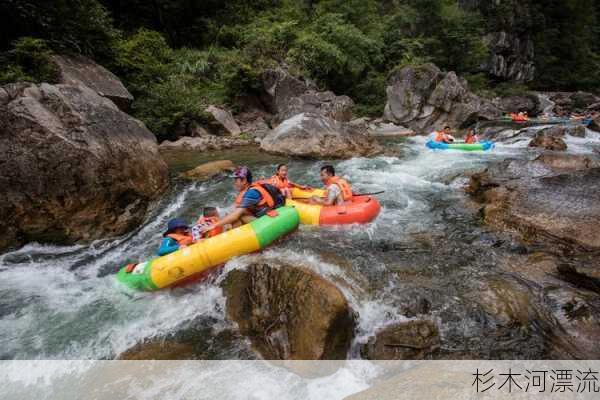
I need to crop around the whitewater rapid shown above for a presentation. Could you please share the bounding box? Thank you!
[1,130,599,397]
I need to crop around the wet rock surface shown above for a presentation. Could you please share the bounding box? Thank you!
[221,262,356,360]
[528,132,568,151]
[0,82,168,251]
[468,156,600,251]
[384,63,501,134]
[361,320,440,360]
[260,112,382,159]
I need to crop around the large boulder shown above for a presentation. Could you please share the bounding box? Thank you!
[261,68,308,116]
[278,90,354,123]
[221,262,356,360]
[497,94,541,115]
[260,113,382,159]
[361,320,440,360]
[543,91,600,116]
[261,68,354,123]
[159,135,251,151]
[383,64,501,134]
[468,157,600,251]
[205,105,242,136]
[52,55,133,111]
[0,83,168,251]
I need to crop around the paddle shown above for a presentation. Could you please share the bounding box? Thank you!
[292,190,385,199]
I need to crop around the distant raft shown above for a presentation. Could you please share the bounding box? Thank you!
[286,188,381,225]
[116,206,299,291]
[482,117,592,128]
[426,140,495,152]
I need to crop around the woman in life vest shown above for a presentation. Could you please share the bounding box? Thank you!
[158,218,194,256]
[197,166,285,235]
[433,126,455,143]
[464,129,479,144]
[309,165,353,206]
[267,164,310,198]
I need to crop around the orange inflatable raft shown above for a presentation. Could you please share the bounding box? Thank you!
[286,188,381,225]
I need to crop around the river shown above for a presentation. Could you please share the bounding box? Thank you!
[0,132,598,366]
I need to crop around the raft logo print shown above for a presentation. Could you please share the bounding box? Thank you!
[473,368,600,393]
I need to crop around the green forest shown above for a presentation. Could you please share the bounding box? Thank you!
[1,0,599,138]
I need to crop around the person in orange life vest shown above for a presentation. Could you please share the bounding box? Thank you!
[511,111,529,122]
[197,166,285,235]
[433,126,455,143]
[192,207,223,241]
[267,164,310,198]
[157,218,193,256]
[464,129,479,144]
[309,165,353,206]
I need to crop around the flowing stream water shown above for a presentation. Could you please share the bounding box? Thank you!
[1,133,599,371]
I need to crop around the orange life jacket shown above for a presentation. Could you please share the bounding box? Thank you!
[269,175,292,190]
[235,183,276,208]
[196,216,223,238]
[511,113,528,122]
[167,233,194,246]
[326,176,353,201]
[465,134,478,144]
[434,131,447,143]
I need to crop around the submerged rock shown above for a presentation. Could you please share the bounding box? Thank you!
[52,54,133,111]
[361,320,440,360]
[260,113,382,159]
[221,262,355,360]
[0,82,168,251]
[383,63,501,134]
[528,132,567,151]
[119,340,196,360]
[180,160,235,181]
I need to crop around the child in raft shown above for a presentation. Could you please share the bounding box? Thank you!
[158,208,224,256]
[192,207,223,241]
[158,218,193,256]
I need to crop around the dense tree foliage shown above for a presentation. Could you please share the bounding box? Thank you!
[1,0,599,137]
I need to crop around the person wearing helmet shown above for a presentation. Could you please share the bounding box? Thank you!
[198,166,285,234]
[157,218,193,256]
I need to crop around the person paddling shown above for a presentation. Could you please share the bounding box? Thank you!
[464,129,479,144]
[310,165,353,206]
[266,164,309,198]
[158,218,193,256]
[433,126,455,143]
[198,166,285,234]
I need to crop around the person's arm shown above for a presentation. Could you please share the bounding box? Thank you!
[211,208,246,229]
[200,190,260,232]
[311,185,337,206]
[289,180,310,190]
[157,237,179,256]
